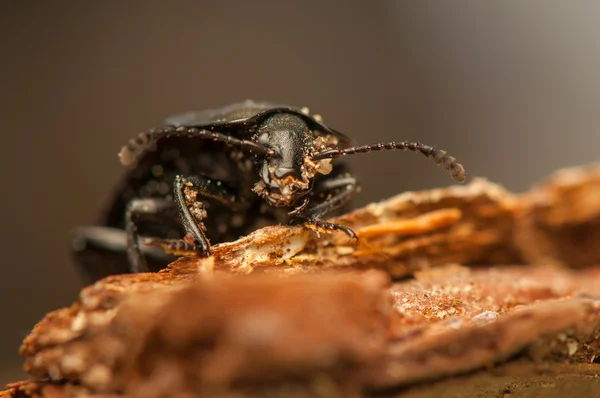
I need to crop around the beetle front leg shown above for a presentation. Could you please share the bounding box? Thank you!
[302,217,358,241]
[304,174,359,217]
[125,198,178,273]
[173,175,240,257]
[292,173,360,241]
[71,226,175,284]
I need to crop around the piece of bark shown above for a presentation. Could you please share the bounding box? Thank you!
[22,271,392,398]
[191,178,520,277]
[515,163,600,268]
[369,264,600,389]
[0,380,121,398]
[17,264,600,397]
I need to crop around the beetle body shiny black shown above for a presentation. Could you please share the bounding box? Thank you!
[72,100,466,283]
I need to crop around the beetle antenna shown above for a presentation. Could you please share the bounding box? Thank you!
[120,126,272,167]
[312,141,466,182]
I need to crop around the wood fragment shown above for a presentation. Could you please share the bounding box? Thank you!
[370,265,600,389]
[515,163,600,268]
[15,265,600,397]
[22,272,391,398]
[194,178,520,277]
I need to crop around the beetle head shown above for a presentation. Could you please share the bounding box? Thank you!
[252,113,333,207]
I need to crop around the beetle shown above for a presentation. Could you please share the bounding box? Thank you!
[71,100,466,283]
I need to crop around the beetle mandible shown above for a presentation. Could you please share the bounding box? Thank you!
[72,100,466,283]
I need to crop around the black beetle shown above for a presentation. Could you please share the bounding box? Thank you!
[72,100,466,283]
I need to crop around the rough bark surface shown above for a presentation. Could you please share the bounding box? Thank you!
[196,178,521,277]
[4,164,600,398]
[515,163,600,268]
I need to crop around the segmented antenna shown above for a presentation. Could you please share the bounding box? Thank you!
[119,126,272,167]
[312,141,466,182]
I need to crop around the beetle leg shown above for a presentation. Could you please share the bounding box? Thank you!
[173,175,240,257]
[294,173,360,242]
[302,217,358,241]
[71,226,174,284]
[287,196,310,217]
[125,198,178,273]
[142,236,197,256]
[305,174,359,218]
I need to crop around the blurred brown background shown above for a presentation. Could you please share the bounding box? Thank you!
[2,1,600,384]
